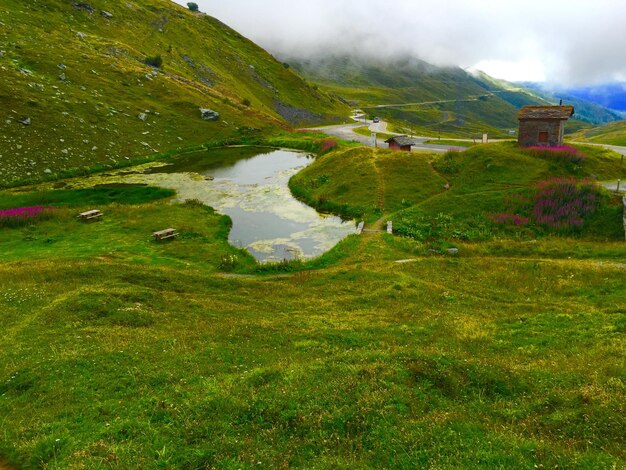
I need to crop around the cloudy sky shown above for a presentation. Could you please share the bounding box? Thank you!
[173,0,626,85]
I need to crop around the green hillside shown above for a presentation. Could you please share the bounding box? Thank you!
[291,142,626,241]
[287,55,548,137]
[571,120,626,146]
[0,0,349,185]
[288,55,621,138]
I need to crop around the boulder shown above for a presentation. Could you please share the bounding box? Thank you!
[447,248,459,255]
[18,117,31,126]
[73,3,95,13]
[76,32,86,39]
[59,73,66,81]
[138,113,148,121]
[199,108,219,121]
[101,10,113,19]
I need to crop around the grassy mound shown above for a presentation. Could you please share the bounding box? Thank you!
[289,147,447,221]
[389,142,625,242]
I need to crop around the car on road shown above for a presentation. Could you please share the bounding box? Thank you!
[373,117,380,123]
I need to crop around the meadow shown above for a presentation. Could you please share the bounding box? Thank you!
[0,142,625,468]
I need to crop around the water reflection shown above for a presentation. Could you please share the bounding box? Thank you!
[141,147,356,262]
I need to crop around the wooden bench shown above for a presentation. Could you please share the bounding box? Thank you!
[152,228,178,241]
[77,209,102,221]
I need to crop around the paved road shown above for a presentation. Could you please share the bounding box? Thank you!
[308,120,626,156]
[571,142,626,156]
[308,121,466,153]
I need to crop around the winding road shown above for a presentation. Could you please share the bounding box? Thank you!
[307,119,468,153]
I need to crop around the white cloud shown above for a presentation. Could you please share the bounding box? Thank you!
[172,0,626,85]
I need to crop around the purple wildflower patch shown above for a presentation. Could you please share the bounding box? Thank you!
[531,178,599,230]
[525,145,586,165]
[319,139,338,153]
[0,206,53,228]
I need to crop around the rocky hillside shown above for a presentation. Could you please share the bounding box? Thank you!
[0,0,349,184]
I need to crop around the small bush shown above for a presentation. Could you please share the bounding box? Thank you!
[219,254,238,272]
[241,98,251,107]
[0,206,53,228]
[525,145,586,165]
[187,2,199,11]
[144,55,163,68]
[532,178,600,231]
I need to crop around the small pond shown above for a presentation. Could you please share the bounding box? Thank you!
[126,147,357,262]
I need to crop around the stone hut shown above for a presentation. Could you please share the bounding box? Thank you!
[385,135,413,152]
[518,105,574,147]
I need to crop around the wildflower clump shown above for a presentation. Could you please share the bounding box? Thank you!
[532,177,600,231]
[319,139,338,153]
[0,206,53,228]
[525,145,586,165]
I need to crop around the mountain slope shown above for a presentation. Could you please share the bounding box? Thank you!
[286,55,549,137]
[571,119,626,146]
[518,82,624,124]
[287,55,622,138]
[0,0,349,184]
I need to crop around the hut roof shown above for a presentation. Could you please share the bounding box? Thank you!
[385,135,414,146]
[518,106,575,120]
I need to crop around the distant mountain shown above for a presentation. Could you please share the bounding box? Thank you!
[560,83,626,112]
[520,82,626,119]
[0,0,349,184]
[284,55,618,138]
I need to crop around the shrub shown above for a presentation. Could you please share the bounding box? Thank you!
[187,2,199,12]
[491,178,601,232]
[0,206,53,228]
[525,145,586,165]
[532,178,600,231]
[319,139,337,153]
[241,98,251,107]
[144,55,163,68]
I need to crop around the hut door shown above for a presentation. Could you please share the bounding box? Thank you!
[538,131,549,144]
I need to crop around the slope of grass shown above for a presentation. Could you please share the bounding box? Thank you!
[571,120,626,146]
[289,147,446,221]
[0,200,624,468]
[287,55,554,138]
[394,143,626,241]
[0,0,349,185]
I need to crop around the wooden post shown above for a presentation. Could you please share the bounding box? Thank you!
[617,179,621,193]
[623,196,626,241]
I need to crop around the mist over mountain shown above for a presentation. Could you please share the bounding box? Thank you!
[173,0,626,86]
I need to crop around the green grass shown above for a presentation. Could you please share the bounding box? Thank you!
[0,144,625,468]
[571,120,626,146]
[289,147,447,222]
[0,185,175,210]
[352,126,395,141]
[0,212,624,468]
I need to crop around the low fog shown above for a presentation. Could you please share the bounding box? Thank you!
[173,0,626,86]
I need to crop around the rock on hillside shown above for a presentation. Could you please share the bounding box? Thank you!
[0,0,349,184]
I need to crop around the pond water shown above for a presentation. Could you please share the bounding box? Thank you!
[128,147,357,262]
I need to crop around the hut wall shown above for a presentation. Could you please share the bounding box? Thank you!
[518,120,565,147]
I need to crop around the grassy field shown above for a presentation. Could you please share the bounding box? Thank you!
[571,120,626,146]
[0,142,625,468]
